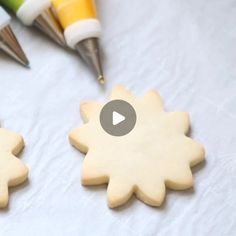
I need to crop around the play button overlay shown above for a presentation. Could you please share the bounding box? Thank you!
[112,111,125,126]
[100,100,137,136]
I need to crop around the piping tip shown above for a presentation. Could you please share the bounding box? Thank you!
[0,25,29,67]
[34,9,66,47]
[75,38,105,84]
[98,75,105,84]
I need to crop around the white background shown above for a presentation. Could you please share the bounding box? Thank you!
[0,0,236,235]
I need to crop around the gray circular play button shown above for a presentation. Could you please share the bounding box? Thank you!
[100,100,137,136]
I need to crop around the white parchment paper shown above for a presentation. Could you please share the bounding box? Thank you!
[0,0,236,235]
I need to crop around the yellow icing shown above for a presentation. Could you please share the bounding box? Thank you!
[52,0,97,29]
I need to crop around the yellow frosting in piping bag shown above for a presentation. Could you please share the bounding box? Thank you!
[52,0,97,29]
[52,0,104,83]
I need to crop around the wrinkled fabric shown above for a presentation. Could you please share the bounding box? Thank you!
[0,0,236,235]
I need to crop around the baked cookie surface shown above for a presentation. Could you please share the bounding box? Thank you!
[0,128,28,208]
[69,85,205,208]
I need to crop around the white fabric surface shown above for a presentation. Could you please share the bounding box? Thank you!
[0,0,236,235]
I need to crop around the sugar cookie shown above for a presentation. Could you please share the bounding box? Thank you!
[69,85,205,208]
[0,128,28,208]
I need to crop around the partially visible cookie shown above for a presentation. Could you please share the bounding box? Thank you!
[69,85,205,208]
[0,128,28,208]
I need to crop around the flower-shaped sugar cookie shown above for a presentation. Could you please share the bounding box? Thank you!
[69,85,205,208]
[0,128,28,208]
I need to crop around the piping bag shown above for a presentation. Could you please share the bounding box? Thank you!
[0,0,66,47]
[52,0,104,84]
[0,6,29,66]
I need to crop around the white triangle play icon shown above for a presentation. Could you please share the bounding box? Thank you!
[112,111,125,126]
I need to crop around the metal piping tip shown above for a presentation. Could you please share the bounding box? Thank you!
[0,25,29,67]
[34,9,66,47]
[75,38,105,84]
[98,75,105,84]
